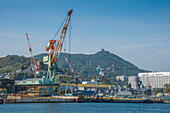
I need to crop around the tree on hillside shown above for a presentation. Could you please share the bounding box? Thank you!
[163,84,170,93]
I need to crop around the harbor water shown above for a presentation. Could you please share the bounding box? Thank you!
[0,103,170,113]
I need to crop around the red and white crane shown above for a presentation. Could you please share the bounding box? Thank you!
[45,9,73,79]
[63,54,75,75]
[46,9,73,64]
[26,34,36,71]
[26,34,41,77]
[99,63,116,76]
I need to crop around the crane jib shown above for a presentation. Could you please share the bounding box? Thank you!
[49,9,73,64]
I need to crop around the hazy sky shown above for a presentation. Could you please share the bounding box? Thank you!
[0,0,170,72]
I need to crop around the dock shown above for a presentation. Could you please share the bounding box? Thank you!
[3,95,164,104]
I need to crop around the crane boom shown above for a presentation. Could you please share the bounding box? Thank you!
[100,63,115,76]
[50,9,73,64]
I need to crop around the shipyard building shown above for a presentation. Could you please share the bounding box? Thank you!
[138,72,170,88]
[15,78,60,96]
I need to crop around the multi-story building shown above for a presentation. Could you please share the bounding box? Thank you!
[128,76,138,89]
[138,72,170,88]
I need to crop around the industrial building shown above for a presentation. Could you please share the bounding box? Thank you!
[0,78,15,94]
[138,72,170,88]
[15,78,60,96]
[15,84,60,97]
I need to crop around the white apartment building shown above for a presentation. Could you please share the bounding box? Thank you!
[138,72,170,88]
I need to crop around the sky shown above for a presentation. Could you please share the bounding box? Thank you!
[0,0,170,72]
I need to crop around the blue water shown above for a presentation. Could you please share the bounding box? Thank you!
[0,103,170,113]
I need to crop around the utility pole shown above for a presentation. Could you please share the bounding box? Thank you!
[89,60,91,79]
[124,67,126,76]
[97,77,99,96]
[112,65,115,73]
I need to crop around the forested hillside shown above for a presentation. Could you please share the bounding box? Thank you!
[35,50,146,79]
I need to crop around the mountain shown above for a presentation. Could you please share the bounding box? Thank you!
[0,55,30,74]
[34,49,146,78]
[0,50,146,83]
[0,55,64,79]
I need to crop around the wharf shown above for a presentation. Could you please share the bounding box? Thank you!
[3,96,164,104]
[77,98,163,103]
[5,96,78,103]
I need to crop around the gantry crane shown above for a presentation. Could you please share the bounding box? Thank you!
[26,34,41,77]
[43,9,73,83]
[63,53,74,95]
[63,54,82,92]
